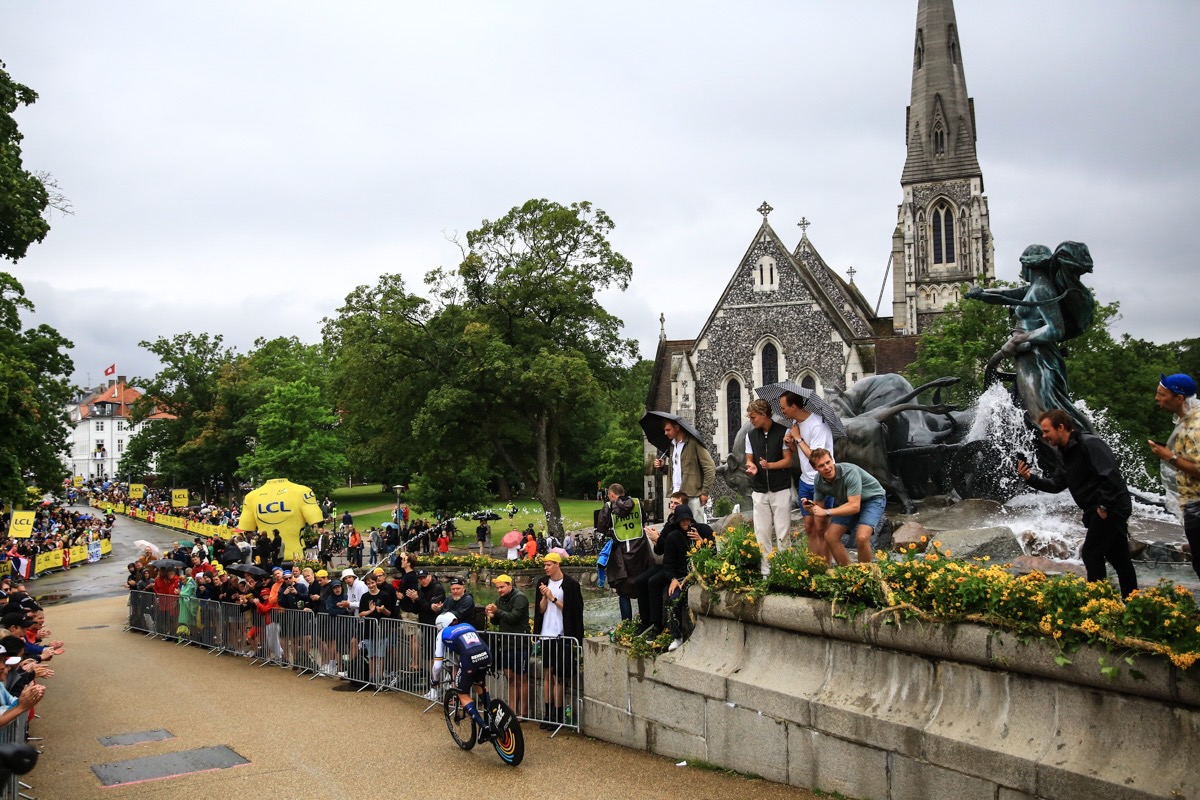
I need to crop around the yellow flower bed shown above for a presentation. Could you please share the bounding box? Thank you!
[690,527,1200,672]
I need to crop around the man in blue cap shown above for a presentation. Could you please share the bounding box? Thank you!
[1150,373,1200,580]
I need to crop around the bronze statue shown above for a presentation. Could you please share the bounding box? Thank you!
[966,241,1095,432]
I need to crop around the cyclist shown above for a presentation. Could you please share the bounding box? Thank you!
[428,611,498,742]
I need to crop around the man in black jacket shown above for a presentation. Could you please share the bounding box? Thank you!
[637,495,714,647]
[1018,409,1137,598]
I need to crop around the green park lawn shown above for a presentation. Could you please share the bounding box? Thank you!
[330,485,606,540]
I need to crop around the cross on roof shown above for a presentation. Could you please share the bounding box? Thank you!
[847,265,857,283]
[757,201,773,219]
[797,217,811,236]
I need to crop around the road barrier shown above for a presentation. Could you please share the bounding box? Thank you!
[0,715,28,799]
[125,590,581,733]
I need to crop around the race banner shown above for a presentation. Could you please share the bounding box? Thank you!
[0,561,10,579]
[8,511,35,539]
[33,551,60,575]
[171,489,189,508]
[129,484,145,499]
[88,542,102,563]
[70,545,88,564]
[101,539,112,556]
[72,476,84,487]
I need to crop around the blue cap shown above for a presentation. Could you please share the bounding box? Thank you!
[1161,374,1197,398]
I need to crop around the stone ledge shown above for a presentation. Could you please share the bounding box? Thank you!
[690,587,1200,708]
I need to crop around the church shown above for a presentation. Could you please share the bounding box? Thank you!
[644,0,994,514]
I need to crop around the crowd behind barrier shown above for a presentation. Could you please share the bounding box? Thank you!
[0,502,115,581]
[0,572,69,799]
[125,590,582,732]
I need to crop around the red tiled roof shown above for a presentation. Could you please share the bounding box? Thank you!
[78,382,175,421]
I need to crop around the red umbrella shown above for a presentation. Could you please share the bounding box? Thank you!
[500,530,522,549]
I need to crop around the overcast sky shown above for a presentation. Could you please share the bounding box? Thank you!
[4,1,1198,390]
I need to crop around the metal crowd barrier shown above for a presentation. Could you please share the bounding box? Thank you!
[0,715,27,800]
[125,590,583,732]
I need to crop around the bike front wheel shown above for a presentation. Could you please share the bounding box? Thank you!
[488,698,524,766]
[444,690,477,750]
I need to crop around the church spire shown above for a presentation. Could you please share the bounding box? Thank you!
[900,0,981,185]
[891,0,994,335]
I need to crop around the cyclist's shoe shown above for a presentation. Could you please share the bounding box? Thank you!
[476,725,494,744]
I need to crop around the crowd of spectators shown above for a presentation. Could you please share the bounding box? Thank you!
[0,576,63,744]
[0,504,113,579]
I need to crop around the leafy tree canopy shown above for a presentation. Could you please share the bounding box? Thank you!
[325,199,639,531]
[0,274,73,502]
[0,61,50,263]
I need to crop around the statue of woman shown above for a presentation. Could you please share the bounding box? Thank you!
[966,241,1095,432]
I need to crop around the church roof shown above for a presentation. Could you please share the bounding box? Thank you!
[645,336,695,412]
[900,0,982,185]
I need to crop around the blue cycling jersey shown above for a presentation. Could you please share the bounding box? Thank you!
[437,622,490,668]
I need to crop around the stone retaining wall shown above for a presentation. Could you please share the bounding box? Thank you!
[581,588,1200,799]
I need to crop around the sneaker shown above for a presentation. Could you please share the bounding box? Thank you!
[422,688,439,702]
[668,638,683,652]
[476,726,493,744]
[335,670,348,678]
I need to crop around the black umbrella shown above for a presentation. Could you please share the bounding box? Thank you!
[471,511,501,521]
[226,564,268,577]
[639,410,706,453]
[149,559,185,570]
[755,382,847,438]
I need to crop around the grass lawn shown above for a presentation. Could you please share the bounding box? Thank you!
[330,486,607,539]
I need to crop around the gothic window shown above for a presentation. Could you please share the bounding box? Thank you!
[725,378,741,454]
[933,123,945,156]
[948,25,960,65]
[914,29,924,69]
[754,256,778,292]
[761,342,779,386]
[801,375,816,391]
[931,204,956,265]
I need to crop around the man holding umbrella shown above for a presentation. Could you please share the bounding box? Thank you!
[645,412,716,523]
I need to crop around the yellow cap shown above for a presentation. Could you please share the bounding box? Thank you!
[543,552,562,563]
[493,574,513,584]
[373,567,385,575]
[315,569,329,578]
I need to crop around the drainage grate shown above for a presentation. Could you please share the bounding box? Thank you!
[92,745,249,786]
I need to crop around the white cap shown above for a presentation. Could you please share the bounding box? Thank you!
[435,612,457,632]
[3,656,20,666]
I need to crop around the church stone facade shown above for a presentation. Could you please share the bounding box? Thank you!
[645,0,993,513]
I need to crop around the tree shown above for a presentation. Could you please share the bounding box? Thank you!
[0,274,73,501]
[0,61,50,264]
[237,379,347,495]
[325,199,637,535]
[0,64,73,503]
[126,333,238,490]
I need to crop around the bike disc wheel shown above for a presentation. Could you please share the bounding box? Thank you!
[444,690,477,750]
[489,699,524,766]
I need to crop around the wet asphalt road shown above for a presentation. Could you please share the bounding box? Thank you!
[29,504,188,606]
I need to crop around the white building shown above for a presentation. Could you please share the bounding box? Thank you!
[64,377,172,482]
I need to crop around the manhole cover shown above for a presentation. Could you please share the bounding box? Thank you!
[77,625,110,630]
